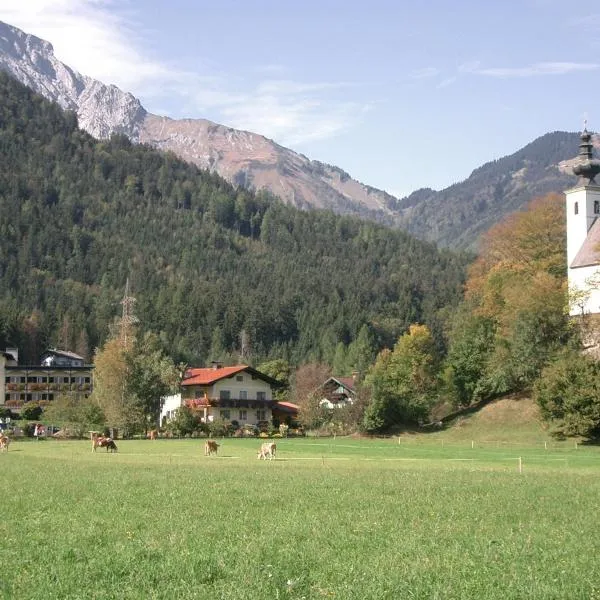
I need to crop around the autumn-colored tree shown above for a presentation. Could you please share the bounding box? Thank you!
[363,324,439,432]
[445,193,570,402]
[90,334,135,432]
[291,362,331,429]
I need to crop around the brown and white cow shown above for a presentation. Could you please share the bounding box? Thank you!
[204,440,219,456]
[257,442,276,460]
[91,432,118,453]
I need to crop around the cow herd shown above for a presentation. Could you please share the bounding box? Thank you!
[204,439,277,460]
[0,430,277,460]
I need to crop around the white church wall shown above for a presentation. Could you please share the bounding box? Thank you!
[565,185,600,265]
[569,265,600,316]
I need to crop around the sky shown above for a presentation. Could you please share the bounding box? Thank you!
[0,0,599,198]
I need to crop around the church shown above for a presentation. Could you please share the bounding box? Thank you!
[565,128,600,316]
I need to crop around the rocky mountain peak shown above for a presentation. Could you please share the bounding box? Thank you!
[0,20,397,222]
[0,20,146,139]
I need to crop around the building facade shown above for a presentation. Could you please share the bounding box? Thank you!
[161,363,281,427]
[2,348,94,409]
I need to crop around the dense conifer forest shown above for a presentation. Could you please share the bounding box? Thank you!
[0,72,469,367]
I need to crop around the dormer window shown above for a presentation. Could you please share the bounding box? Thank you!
[575,201,579,215]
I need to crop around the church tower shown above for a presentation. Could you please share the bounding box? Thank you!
[565,127,600,316]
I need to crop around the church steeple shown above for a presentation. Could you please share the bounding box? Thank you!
[573,126,600,185]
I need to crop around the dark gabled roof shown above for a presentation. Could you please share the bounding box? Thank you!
[571,218,600,268]
[323,376,357,394]
[182,365,283,387]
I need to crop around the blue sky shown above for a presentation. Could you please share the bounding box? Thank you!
[1,0,599,197]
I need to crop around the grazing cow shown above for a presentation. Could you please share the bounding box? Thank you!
[204,440,219,456]
[91,433,118,453]
[257,442,276,460]
[0,433,10,452]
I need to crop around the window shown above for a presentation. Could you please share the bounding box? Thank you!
[575,201,579,215]
[595,201,600,215]
[48,377,54,383]
[220,409,231,420]
[239,390,248,400]
[236,375,244,382]
[256,391,266,401]
[20,377,25,383]
[219,390,231,400]
[27,376,36,383]
[4,377,9,383]
[257,409,266,420]
[239,410,247,420]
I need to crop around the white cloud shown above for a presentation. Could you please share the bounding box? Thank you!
[0,0,366,146]
[466,61,599,78]
[410,67,439,79]
[436,76,457,89]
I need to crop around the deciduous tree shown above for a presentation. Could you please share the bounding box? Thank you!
[363,324,439,432]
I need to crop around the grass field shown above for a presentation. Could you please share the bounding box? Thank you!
[1,417,600,600]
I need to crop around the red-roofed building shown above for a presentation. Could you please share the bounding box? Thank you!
[161,363,283,427]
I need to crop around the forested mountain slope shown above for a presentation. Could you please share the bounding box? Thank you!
[0,73,468,366]
[0,21,585,252]
[397,131,584,249]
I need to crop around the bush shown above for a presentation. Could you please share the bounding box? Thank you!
[0,407,17,420]
[207,418,234,438]
[21,403,43,421]
[535,349,600,439]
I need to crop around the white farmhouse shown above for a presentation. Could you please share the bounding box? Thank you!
[160,363,281,427]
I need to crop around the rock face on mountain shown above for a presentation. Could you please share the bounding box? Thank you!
[0,22,146,139]
[0,20,589,250]
[0,21,397,222]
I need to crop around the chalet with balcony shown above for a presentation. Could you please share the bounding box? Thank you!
[318,375,357,409]
[162,363,282,427]
[2,347,94,409]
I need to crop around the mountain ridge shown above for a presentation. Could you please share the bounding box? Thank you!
[0,20,591,249]
[0,20,398,223]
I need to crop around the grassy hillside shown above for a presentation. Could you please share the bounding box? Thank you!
[424,396,552,446]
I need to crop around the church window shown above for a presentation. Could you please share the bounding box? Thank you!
[575,202,579,215]
[595,201,600,215]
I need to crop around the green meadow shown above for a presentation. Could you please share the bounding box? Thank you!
[1,422,600,600]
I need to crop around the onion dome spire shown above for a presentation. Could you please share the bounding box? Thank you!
[573,123,600,185]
